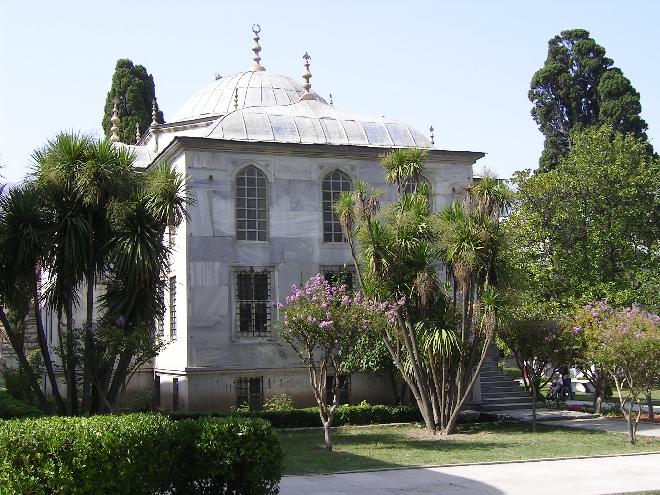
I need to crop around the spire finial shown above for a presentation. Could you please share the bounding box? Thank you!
[135,123,141,144]
[429,125,435,146]
[251,24,266,71]
[299,52,317,101]
[329,93,333,106]
[303,52,312,92]
[234,88,239,111]
[110,99,120,142]
[150,100,159,128]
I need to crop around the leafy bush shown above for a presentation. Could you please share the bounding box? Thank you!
[172,403,422,428]
[263,393,294,411]
[0,350,43,403]
[0,414,282,495]
[0,389,43,419]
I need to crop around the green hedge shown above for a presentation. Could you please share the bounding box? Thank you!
[0,389,43,419]
[172,403,422,428]
[0,414,282,495]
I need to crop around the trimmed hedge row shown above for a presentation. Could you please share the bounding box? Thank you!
[172,403,422,428]
[0,414,282,495]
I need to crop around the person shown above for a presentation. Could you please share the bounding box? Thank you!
[549,372,563,398]
[561,367,574,400]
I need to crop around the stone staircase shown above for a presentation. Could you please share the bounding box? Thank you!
[479,347,533,412]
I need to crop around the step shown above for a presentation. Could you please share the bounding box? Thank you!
[481,381,525,392]
[480,376,518,385]
[479,369,509,376]
[481,402,533,411]
[481,390,531,399]
[482,396,533,405]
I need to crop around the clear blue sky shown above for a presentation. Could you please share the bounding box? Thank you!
[1,0,658,182]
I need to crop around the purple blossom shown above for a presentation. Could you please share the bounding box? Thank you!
[319,320,334,329]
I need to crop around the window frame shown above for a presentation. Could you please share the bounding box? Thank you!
[321,169,352,243]
[235,165,269,242]
[235,376,264,411]
[169,276,177,340]
[231,266,276,341]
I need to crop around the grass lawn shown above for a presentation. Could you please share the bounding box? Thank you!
[279,422,660,475]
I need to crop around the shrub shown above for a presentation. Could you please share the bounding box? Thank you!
[0,389,43,419]
[0,414,282,495]
[263,393,295,411]
[171,403,422,428]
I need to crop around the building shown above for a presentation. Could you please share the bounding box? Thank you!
[110,27,483,412]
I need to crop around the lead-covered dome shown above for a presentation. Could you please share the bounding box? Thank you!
[171,70,327,122]
[206,99,431,148]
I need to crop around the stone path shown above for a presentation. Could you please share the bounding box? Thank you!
[279,453,660,494]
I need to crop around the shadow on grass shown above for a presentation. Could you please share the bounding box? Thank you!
[279,421,660,476]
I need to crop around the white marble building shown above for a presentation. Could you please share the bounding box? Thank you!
[114,28,483,412]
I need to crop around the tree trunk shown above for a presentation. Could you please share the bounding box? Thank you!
[31,275,66,414]
[323,420,333,451]
[530,367,537,433]
[443,333,492,435]
[65,301,78,415]
[594,394,602,415]
[0,307,51,413]
[646,392,654,422]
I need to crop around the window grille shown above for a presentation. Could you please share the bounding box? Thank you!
[323,268,354,291]
[235,377,264,410]
[403,177,432,210]
[236,270,271,337]
[236,166,268,241]
[172,377,179,411]
[326,375,351,405]
[169,276,176,340]
[322,170,352,242]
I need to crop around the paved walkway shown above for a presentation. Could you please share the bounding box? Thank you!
[279,453,660,494]
[491,408,660,437]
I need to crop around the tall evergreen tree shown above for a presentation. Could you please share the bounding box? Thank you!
[529,29,649,172]
[102,59,164,144]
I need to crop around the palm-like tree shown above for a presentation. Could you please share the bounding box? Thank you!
[342,150,512,434]
[0,185,67,414]
[30,133,191,414]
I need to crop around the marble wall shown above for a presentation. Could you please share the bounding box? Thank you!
[154,142,478,411]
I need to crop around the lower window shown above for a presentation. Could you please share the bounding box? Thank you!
[326,375,351,405]
[235,376,264,411]
[322,266,355,291]
[235,269,272,337]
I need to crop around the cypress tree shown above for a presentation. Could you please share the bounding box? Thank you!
[102,59,164,143]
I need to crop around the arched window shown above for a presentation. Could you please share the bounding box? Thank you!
[403,176,432,210]
[322,170,352,242]
[236,166,268,241]
[403,176,431,196]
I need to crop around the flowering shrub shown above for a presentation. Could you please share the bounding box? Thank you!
[569,302,660,444]
[278,274,396,450]
[564,302,616,411]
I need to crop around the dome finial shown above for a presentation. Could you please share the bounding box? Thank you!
[329,93,333,106]
[110,99,120,142]
[150,100,159,128]
[251,24,266,71]
[135,122,141,144]
[234,88,239,111]
[429,125,435,146]
[299,52,317,101]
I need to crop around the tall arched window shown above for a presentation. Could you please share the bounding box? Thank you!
[236,166,268,241]
[322,170,352,242]
[403,176,432,210]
